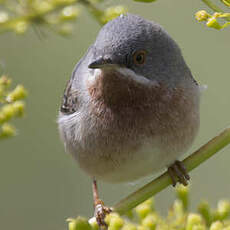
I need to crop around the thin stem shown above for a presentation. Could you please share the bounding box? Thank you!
[201,0,224,12]
[113,127,230,215]
[79,0,104,25]
[201,0,230,21]
[0,0,81,34]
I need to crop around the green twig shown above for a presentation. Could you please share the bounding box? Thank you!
[79,0,105,25]
[201,0,230,22]
[0,0,79,34]
[201,0,224,12]
[113,127,230,215]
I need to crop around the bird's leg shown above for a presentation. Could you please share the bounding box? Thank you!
[92,179,112,227]
[167,160,190,186]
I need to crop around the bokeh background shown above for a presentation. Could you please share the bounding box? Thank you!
[0,0,230,229]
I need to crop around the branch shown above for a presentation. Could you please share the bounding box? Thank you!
[113,127,230,215]
[200,0,230,23]
[201,0,224,12]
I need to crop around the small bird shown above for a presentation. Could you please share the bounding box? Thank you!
[58,14,200,226]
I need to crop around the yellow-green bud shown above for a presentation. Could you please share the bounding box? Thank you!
[102,6,127,24]
[0,101,25,123]
[142,214,157,230]
[195,10,210,22]
[0,12,9,23]
[137,226,145,230]
[60,6,79,21]
[206,17,222,30]
[214,200,230,221]
[176,185,189,210]
[58,23,73,36]
[122,223,137,230]
[0,85,4,98]
[173,200,184,218]
[133,0,157,2]
[223,226,230,230]
[192,224,206,230]
[55,0,76,5]
[0,123,16,138]
[14,21,28,34]
[88,218,99,230]
[186,213,202,230]
[34,1,53,13]
[218,200,230,217]
[0,76,11,87]
[68,217,92,230]
[0,104,15,123]
[210,221,223,230]
[136,199,154,220]
[198,201,212,225]
[12,101,25,117]
[7,85,27,102]
[105,213,124,230]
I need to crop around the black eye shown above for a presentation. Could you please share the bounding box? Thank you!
[133,50,146,65]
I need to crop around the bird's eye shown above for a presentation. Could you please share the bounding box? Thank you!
[133,50,146,66]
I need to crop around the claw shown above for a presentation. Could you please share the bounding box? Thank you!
[92,179,112,228]
[94,200,112,227]
[168,160,190,186]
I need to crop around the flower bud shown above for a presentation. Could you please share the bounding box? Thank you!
[102,6,127,24]
[135,199,154,220]
[88,217,98,230]
[58,23,73,36]
[176,185,189,210]
[186,213,202,230]
[7,85,27,102]
[0,104,15,123]
[0,12,9,23]
[137,226,145,230]
[14,21,28,34]
[12,101,25,117]
[60,6,79,21]
[206,17,222,30]
[106,213,124,230]
[214,200,230,221]
[0,123,16,138]
[210,221,224,230]
[0,76,11,87]
[35,1,53,13]
[173,200,184,218]
[133,0,157,2]
[195,10,210,22]
[142,214,157,230]
[68,217,92,230]
[198,201,212,225]
[122,223,137,230]
[192,224,206,230]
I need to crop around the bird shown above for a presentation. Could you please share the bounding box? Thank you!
[58,13,200,226]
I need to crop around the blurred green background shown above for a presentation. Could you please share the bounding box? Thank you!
[0,0,230,229]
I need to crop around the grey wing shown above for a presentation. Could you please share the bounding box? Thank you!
[60,46,93,114]
[60,78,78,114]
[60,59,83,114]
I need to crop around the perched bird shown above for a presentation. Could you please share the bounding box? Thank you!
[58,14,200,226]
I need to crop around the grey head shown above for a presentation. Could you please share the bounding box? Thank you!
[60,14,198,114]
[88,13,195,87]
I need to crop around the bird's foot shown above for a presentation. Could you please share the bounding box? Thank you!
[94,199,112,228]
[168,160,190,186]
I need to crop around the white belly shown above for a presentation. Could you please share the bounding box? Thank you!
[87,138,183,183]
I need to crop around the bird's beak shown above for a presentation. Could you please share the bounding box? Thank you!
[88,57,116,69]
